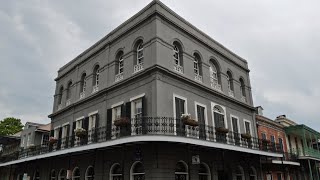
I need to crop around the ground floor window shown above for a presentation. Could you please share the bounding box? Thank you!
[58,169,66,180]
[131,161,145,180]
[110,163,123,180]
[33,170,40,180]
[199,163,211,180]
[50,169,56,180]
[235,166,244,180]
[249,167,257,180]
[85,166,94,180]
[175,161,188,180]
[72,167,80,180]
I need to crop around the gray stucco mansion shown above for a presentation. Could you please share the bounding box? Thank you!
[0,1,283,180]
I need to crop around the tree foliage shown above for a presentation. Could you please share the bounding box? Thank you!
[0,117,24,136]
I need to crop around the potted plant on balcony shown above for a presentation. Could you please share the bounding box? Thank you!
[74,127,87,138]
[215,126,229,134]
[181,114,199,127]
[49,137,58,144]
[29,144,36,150]
[114,117,130,127]
[241,133,252,139]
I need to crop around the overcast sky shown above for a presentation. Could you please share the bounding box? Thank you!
[0,0,319,130]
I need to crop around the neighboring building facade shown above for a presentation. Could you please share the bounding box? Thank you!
[255,107,302,180]
[0,1,282,180]
[277,115,320,180]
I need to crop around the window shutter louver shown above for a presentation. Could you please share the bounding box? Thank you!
[106,109,112,140]
[141,96,146,134]
[66,125,70,148]
[125,102,131,119]
[71,121,76,147]
[83,117,89,130]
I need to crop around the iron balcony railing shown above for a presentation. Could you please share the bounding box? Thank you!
[290,147,320,160]
[1,117,282,163]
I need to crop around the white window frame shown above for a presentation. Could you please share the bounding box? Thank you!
[194,58,199,75]
[53,126,61,139]
[210,102,227,129]
[95,69,99,86]
[130,161,145,180]
[88,111,98,131]
[175,161,189,180]
[119,55,124,74]
[198,163,211,180]
[173,94,188,119]
[173,94,188,136]
[75,117,84,129]
[210,65,218,82]
[85,166,94,180]
[72,167,80,180]
[194,102,208,139]
[61,123,69,138]
[110,163,122,180]
[137,43,144,65]
[230,115,240,134]
[194,102,208,125]
[243,119,252,136]
[27,133,31,147]
[173,45,180,65]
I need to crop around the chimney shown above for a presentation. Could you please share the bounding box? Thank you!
[255,106,264,116]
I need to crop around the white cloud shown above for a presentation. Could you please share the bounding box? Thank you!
[0,0,319,131]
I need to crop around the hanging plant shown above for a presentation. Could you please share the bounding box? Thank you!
[215,127,229,134]
[74,128,87,138]
[114,117,130,127]
[49,137,58,144]
[181,114,199,127]
[241,133,252,139]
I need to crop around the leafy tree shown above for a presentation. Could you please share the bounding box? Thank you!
[0,117,24,136]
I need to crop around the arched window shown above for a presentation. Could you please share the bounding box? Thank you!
[58,86,64,105]
[66,81,72,100]
[173,42,183,73]
[239,78,246,102]
[193,53,201,75]
[249,167,257,180]
[134,40,144,73]
[72,167,80,180]
[199,163,211,180]
[234,166,244,180]
[50,169,56,180]
[58,169,66,180]
[85,166,94,180]
[209,60,221,91]
[115,51,124,82]
[33,170,40,180]
[137,42,144,65]
[110,163,122,180]
[93,65,100,86]
[213,105,225,128]
[130,161,145,180]
[226,71,234,97]
[92,65,100,93]
[175,161,188,180]
[80,73,86,98]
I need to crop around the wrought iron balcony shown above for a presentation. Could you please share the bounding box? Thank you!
[115,73,123,82]
[228,90,234,97]
[134,63,144,73]
[210,81,222,92]
[174,64,183,74]
[1,117,282,163]
[241,96,246,103]
[194,74,202,82]
[92,85,99,93]
[66,99,71,106]
[79,92,85,99]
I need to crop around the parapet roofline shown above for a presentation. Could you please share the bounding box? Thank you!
[55,0,248,80]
